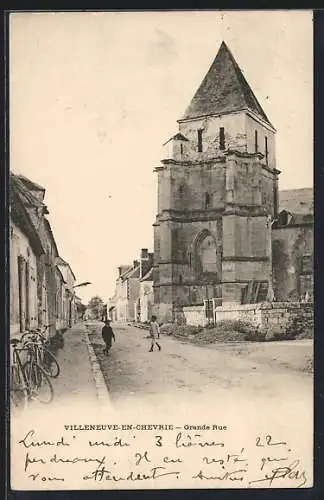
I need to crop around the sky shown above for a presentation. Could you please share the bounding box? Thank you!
[10,10,313,303]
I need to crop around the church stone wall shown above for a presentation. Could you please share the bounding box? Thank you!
[170,163,225,211]
[245,114,276,169]
[178,112,247,161]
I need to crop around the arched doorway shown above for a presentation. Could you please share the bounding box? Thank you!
[193,229,218,278]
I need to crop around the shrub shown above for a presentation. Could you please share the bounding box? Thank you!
[214,320,267,341]
[160,323,174,336]
[285,314,314,340]
[160,323,203,337]
[244,327,267,342]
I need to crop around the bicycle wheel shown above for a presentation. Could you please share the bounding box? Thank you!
[42,348,60,378]
[10,365,29,410]
[23,361,54,404]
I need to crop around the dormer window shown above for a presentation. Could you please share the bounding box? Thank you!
[219,127,225,150]
[197,129,203,152]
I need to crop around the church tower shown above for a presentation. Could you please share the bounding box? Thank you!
[153,41,280,322]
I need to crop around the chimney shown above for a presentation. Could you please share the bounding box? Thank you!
[140,249,153,279]
[141,248,149,259]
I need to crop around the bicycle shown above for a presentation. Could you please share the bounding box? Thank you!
[21,325,60,379]
[10,337,54,409]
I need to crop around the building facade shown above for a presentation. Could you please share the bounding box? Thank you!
[10,220,41,336]
[56,256,77,328]
[139,267,154,323]
[10,172,78,337]
[272,189,313,302]
[153,41,313,323]
[114,249,154,322]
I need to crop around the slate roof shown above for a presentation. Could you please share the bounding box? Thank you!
[10,172,44,209]
[56,255,76,281]
[163,133,190,146]
[17,174,45,194]
[56,256,69,266]
[122,265,141,280]
[10,173,45,254]
[180,41,273,127]
[55,265,67,284]
[279,188,313,215]
[140,267,154,282]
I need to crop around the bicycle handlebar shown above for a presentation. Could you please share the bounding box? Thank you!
[21,329,47,345]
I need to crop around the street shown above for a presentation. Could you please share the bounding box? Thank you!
[11,322,313,491]
[88,322,313,417]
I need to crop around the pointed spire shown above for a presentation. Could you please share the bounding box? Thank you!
[180,41,272,127]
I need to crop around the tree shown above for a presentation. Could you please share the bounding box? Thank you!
[76,301,87,320]
[87,296,104,320]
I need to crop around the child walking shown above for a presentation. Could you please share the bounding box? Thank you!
[102,319,115,355]
[148,315,161,352]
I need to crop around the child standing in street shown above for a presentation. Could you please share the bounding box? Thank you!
[149,315,161,352]
[102,319,115,355]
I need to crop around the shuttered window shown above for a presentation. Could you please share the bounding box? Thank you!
[219,127,225,150]
[17,255,25,332]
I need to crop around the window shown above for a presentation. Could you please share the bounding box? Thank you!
[180,143,183,155]
[265,137,268,163]
[205,192,211,209]
[197,129,203,152]
[179,274,183,285]
[255,130,258,153]
[301,255,313,274]
[178,184,184,196]
[199,234,217,274]
[219,127,225,150]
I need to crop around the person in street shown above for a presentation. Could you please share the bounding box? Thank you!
[148,315,161,352]
[102,319,115,355]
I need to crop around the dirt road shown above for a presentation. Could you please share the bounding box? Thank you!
[88,322,313,416]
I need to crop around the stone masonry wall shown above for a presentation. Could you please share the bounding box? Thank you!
[215,302,313,336]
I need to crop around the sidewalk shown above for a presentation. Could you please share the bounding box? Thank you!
[50,323,103,407]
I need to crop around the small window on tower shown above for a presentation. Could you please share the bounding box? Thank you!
[180,143,183,155]
[205,192,211,209]
[219,127,225,150]
[179,274,183,285]
[265,137,268,163]
[197,129,203,152]
[255,130,258,153]
[179,184,184,196]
